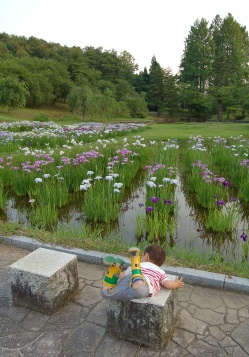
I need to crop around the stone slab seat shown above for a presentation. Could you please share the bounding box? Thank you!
[106,277,179,351]
[9,247,79,315]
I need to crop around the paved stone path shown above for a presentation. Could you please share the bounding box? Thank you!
[0,242,249,357]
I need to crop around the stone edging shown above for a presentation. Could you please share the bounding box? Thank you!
[1,235,249,294]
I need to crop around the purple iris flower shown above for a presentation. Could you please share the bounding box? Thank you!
[146,206,154,212]
[163,199,172,205]
[222,181,231,187]
[149,197,160,204]
[214,195,219,198]
[216,200,225,205]
[230,197,236,202]
[240,232,248,242]
[138,203,144,207]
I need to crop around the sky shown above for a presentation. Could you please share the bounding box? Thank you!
[0,0,249,74]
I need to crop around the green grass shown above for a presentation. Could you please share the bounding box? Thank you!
[138,122,249,141]
[0,106,249,279]
[0,220,248,278]
[1,106,248,140]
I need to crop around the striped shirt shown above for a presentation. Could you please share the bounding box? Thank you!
[125,261,168,296]
[141,262,168,295]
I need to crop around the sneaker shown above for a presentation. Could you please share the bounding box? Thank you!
[103,256,125,267]
[128,247,140,258]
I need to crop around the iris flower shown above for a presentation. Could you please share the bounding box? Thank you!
[149,196,160,203]
[240,232,248,242]
[82,179,91,185]
[170,179,179,185]
[114,183,123,189]
[146,206,154,212]
[80,184,91,191]
[164,199,172,205]
[105,175,113,181]
[146,181,156,188]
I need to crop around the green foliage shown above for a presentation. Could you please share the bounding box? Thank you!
[1,16,249,122]
[126,92,148,118]
[180,18,213,93]
[34,113,49,122]
[205,206,239,232]
[0,181,6,209]
[0,76,29,112]
[68,85,93,120]
[147,56,165,113]
[180,13,249,121]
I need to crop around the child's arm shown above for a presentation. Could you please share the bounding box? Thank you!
[162,276,184,290]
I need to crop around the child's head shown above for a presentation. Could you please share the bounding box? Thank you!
[144,245,166,266]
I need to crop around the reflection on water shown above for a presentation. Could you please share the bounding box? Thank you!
[1,175,246,262]
[174,183,243,262]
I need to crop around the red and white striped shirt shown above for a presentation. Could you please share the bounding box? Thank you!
[125,261,168,296]
[141,262,168,295]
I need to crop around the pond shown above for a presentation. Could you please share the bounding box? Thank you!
[1,173,246,263]
[0,121,248,264]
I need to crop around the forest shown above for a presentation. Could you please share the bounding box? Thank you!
[0,12,249,121]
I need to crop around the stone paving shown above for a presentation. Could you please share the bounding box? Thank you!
[0,242,249,357]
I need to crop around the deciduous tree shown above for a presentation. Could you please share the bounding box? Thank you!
[0,76,29,112]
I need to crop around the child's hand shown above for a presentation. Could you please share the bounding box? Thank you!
[163,276,184,290]
[175,276,184,288]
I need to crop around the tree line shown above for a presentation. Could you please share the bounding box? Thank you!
[0,12,249,121]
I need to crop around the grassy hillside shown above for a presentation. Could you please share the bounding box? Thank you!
[1,105,249,141]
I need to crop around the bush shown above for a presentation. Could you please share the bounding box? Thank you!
[34,113,49,122]
[234,115,245,120]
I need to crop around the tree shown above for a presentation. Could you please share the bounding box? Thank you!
[179,18,214,118]
[0,42,11,59]
[147,56,165,115]
[67,85,93,120]
[179,18,213,94]
[126,92,148,118]
[119,50,138,80]
[95,89,117,120]
[179,14,249,121]
[163,68,179,116]
[210,13,249,121]
[132,67,150,95]
[114,79,136,101]
[83,47,122,82]
[0,76,29,112]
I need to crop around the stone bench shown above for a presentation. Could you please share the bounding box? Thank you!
[9,247,79,315]
[106,277,179,351]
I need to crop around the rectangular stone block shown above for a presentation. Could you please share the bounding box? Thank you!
[10,248,79,315]
[106,287,179,350]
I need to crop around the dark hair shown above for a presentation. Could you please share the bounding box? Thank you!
[144,245,166,266]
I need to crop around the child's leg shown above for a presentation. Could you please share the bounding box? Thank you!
[128,247,146,288]
[101,256,125,290]
[100,274,149,300]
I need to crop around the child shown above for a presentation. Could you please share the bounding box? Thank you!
[100,245,184,302]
